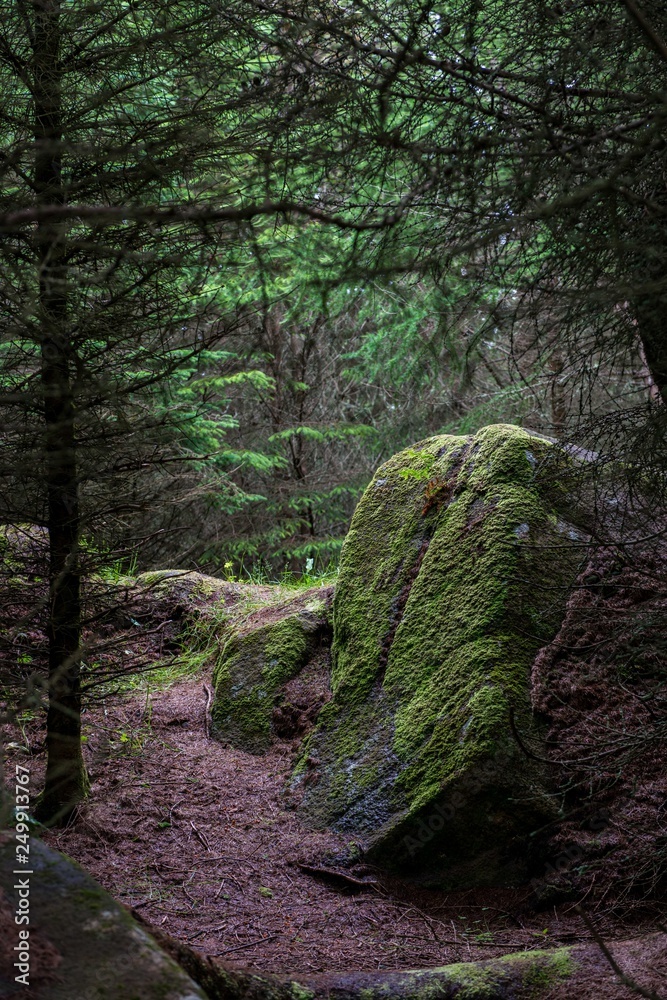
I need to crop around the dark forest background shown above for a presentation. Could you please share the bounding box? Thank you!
[1,0,667,823]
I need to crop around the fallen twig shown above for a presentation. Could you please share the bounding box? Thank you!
[296,862,378,889]
[169,798,183,824]
[190,820,211,851]
[129,897,153,909]
[182,883,197,907]
[212,934,279,956]
[189,923,226,941]
[203,683,214,737]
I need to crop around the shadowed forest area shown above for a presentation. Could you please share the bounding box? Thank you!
[1,2,667,998]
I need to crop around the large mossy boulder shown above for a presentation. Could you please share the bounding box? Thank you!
[211,586,333,753]
[291,425,588,887]
[0,834,208,999]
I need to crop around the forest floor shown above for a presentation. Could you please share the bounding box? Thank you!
[3,674,667,999]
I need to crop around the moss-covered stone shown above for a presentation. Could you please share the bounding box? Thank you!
[147,918,575,1000]
[0,833,208,999]
[291,425,588,887]
[211,586,333,753]
[133,569,271,610]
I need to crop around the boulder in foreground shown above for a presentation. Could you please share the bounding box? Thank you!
[0,833,207,999]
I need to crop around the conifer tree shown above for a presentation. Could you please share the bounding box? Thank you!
[0,0,357,822]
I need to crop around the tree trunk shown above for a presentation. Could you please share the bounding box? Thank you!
[630,198,667,406]
[549,350,568,437]
[635,321,667,406]
[32,0,88,825]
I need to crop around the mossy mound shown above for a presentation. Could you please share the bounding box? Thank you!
[291,425,588,887]
[0,834,208,999]
[211,586,334,753]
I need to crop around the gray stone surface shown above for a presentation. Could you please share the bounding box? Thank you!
[0,833,208,999]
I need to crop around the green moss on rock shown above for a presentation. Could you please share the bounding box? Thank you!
[0,834,208,999]
[292,425,588,887]
[149,920,574,1000]
[212,587,333,753]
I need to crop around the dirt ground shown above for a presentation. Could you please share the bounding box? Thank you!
[3,675,666,999]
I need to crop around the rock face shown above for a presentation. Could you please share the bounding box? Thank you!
[0,834,208,1000]
[211,586,333,753]
[291,425,587,888]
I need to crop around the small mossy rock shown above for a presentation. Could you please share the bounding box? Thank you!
[211,586,333,753]
[133,569,278,614]
[0,833,208,999]
[291,425,588,887]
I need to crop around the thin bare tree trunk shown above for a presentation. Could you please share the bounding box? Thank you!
[636,329,665,405]
[549,350,568,437]
[32,0,88,824]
